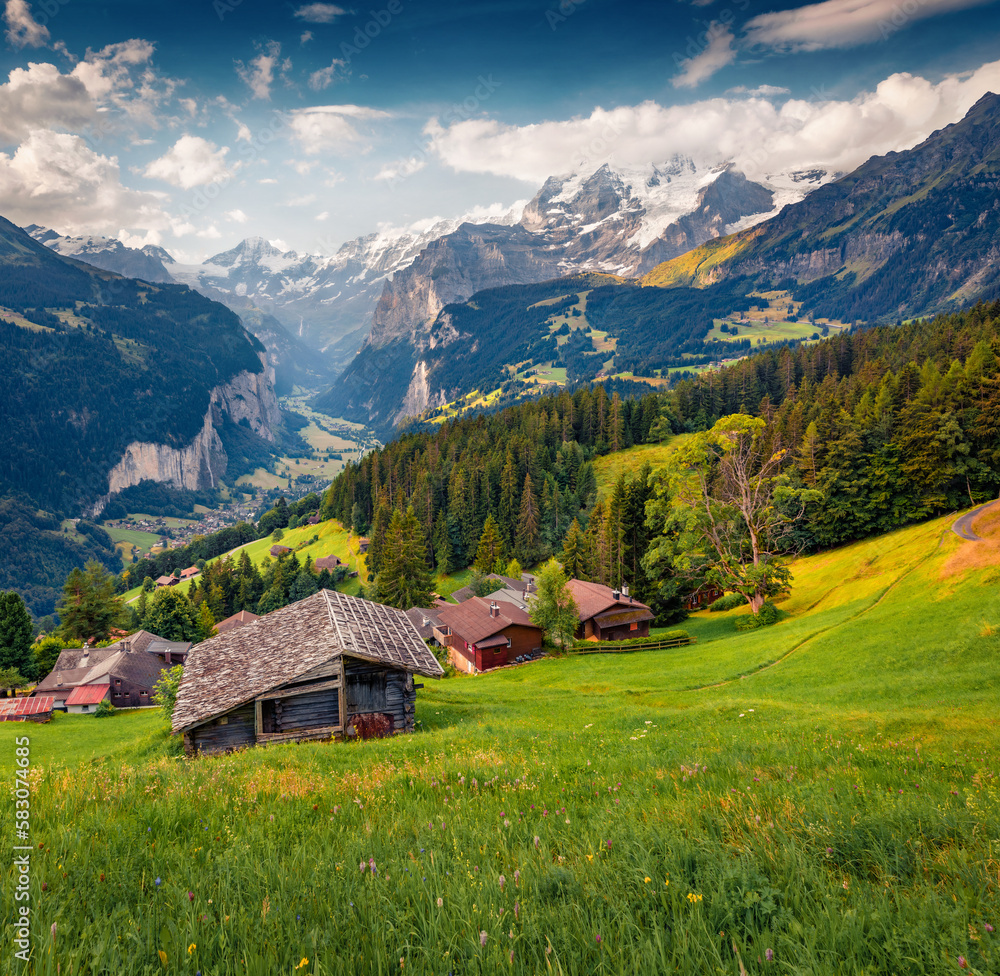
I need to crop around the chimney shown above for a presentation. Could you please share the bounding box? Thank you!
[612,589,620,600]
[489,601,499,618]
[622,584,629,598]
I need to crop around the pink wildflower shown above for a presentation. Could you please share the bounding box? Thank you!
[499,874,505,891]
[765,948,773,962]
[188,891,194,902]
[480,931,488,947]
[958,957,967,968]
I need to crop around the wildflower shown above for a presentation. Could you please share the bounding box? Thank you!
[499,874,506,891]
[480,931,488,947]
[958,957,967,968]
[188,891,194,902]
[437,897,444,907]
[158,950,167,966]
[400,958,405,969]
[644,877,651,884]
[155,877,161,887]
[586,854,594,862]
[987,923,995,933]
[51,922,56,940]
[99,873,105,882]
[188,944,196,955]
[607,840,612,849]
[664,879,669,887]
[509,950,514,964]
[369,858,377,873]
[596,935,602,944]
[765,948,773,962]
[534,836,540,848]
[514,901,520,919]
[360,861,366,873]
[687,892,703,903]
[296,959,309,970]
[513,869,520,884]
[41,882,47,892]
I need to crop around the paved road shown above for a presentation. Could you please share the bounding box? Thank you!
[952,500,998,541]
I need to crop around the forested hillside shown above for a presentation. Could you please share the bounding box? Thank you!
[321,301,1000,611]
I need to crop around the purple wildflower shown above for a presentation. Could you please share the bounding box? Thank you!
[765,948,773,962]
[480,931,488,947]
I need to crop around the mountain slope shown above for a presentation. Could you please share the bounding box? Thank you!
[321,162,801,425]
[0,216,279,515]
[643,92,1000,322]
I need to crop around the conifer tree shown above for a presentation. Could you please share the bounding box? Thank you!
[558,518,586,580]
[0,591,34,680]
[57,561,122,644]
[373,507,433,610]
[514,471,541,566]
[196,602,217,642]
[474,514,506,573]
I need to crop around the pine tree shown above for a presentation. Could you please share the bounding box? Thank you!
[474,514,506,573]
[514,471,541,566]
[196,602,217,642]
[57,561,122,644]
[433,516,454,575]
[289,567,319,602]
[373,507,433,610]
[0,591,34,680]
[559,519,586,580]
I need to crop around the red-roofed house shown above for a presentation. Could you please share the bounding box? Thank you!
[436,597,543,674]
[0,697,54,723]
[565,580,654,641]
[179,566,200,581]
[216,610,260,634]
[65,684,110,714]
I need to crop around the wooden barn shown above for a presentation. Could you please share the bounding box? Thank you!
[171,590,444,756]
[435,597,543,674]
[0,697,54,723]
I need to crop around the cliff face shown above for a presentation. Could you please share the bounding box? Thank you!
[89,353,280,515]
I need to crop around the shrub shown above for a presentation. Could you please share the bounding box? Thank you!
[709,592,746,612]
[152,664,184,723]
[734,600,783,631]
[94,699,116,718]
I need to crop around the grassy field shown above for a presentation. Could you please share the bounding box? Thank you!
[4,510,999,974]
[592,440,687,499]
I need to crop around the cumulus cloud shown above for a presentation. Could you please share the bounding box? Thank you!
[309,58,348,90]
[288,104,390,155]
[728,84,792,96]
[144,135,232,189]
[0,129,174,239]
[0,63,96,144]
[4,0,49,49]
[294,3,346,23]
[672,23,736,88]
[425,58,1000,185]
[225,208,248,223]
[235,41,289,100]
[744,0,996,52]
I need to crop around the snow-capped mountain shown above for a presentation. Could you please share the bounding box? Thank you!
[360,160,827,352]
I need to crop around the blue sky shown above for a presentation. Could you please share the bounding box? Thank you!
[1,0,999,259]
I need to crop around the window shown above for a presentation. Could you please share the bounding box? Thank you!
[506,637,511,648]
[630,622,638,631]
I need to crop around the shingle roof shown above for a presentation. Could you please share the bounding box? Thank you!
[404,606,444,640]
[172,590,443,735]
[314,555,342,570]
[565,580,651,622]
[436,596,540,646]
[65,684,110,706]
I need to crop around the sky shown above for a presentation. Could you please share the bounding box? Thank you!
[1,0,999,261]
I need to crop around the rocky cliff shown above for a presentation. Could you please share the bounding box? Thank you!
[89,353,280,515]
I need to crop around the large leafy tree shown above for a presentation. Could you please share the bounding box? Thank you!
[144,587,200,642]
[57,561,123,644]
[528,559,580,651]
[650,414,820,616]
[0,591,34,680]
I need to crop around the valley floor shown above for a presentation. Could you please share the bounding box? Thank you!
[3,510,999,975]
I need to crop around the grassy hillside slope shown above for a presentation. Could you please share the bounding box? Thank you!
[4,511,999,975]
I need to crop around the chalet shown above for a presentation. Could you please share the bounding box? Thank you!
[32,630,190,710]
[179,566,200,581]
[307,512,321,525]
[171,590,443,756]
[405,606,445,642]
[451,574,536,606]
[0,697,54,723]
[565,580,654,641]
[683,584,724,611]
[216,609,260,634]
[270,544,292,557]
[65,684,110,714]
[314,555,343,571]
[357,537,370,554]
[435,597,543,674]
[155,575,176,587]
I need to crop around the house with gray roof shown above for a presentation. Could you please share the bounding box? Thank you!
[172,590,444,756]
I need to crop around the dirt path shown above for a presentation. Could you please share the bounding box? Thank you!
[952,500,998,542]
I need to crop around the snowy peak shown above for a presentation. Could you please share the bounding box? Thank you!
[207,236,299,271]
[26,225,176,283]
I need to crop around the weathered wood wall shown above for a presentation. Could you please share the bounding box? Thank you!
[344,658,415,733]
[267,688,340,733]
[184,703,256,756]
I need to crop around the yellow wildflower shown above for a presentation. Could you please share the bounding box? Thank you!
[157,950,167,967]
[644,877,651,883]
[296,958,309,970]
[188,944,196,955]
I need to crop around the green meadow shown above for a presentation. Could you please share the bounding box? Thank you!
[3,510,999,974]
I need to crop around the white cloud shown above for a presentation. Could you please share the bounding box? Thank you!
[179,97,198,117]
[294,3,346,23]
[4,0,48,49]
[425,58,1000,185]
[672,23,736,89]
[235,121,252,142]
[0,63,96,144]
[197,224,222,239]
[374,155,427,182]
[300,30,314,44]
[315,211,329,221]
[258,177,278,184]
[288,104,390,155]
[144,135,232,189]
[309,58,348,91]
[728,84,792,96]
[0,128,174,239]
[744,0,996,52]
[288,193,317,206]
[225,208,248,223]
[235,41,288,100]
